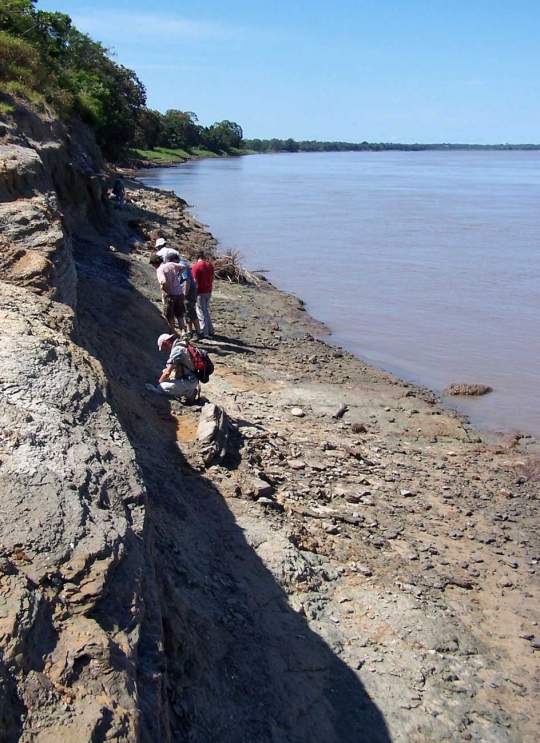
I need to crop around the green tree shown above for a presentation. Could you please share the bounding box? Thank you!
[0,1,147,157]
[202,120,243,151]
[0,0,41,92]
[160,110,201,149]
[133,108,164,150]
[0,0,36,37]
[0,30,41,91]
[283,138,298,152]
[216,120,243,148]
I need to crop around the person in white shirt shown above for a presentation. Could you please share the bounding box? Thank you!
[153,238,202,339]
[155,237,180,263]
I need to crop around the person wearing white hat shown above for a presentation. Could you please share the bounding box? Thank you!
[145,334,198,401]
[155,237,181,263]
[150,248,202,340]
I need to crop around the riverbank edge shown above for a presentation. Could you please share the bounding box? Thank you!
[121,173,540,741]
[125,146,254,169]
[4,103,538,742]
[130,164,539,444]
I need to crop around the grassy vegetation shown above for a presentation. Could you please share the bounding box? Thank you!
[0,100,14,115]
[190,147,221,157]
[132,145,249,162]
[132,148,185,162]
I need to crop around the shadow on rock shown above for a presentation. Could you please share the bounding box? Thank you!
[74,237,392,743]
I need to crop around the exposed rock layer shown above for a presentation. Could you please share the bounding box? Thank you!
[1,103,539,743]
[0,106,154,743]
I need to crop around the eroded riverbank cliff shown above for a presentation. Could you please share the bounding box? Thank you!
[1,104,539,743]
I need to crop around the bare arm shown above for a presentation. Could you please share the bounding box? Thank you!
[156,267,168,295]
[158,364,174,383]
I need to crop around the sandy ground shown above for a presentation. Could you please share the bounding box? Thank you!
[73,176,540,742]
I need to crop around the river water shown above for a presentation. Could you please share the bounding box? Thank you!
[139,151,540,436]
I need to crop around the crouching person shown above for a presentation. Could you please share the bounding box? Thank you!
[146,333,199,402]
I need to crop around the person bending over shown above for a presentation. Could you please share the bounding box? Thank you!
[150,254,186,334]
[146,334,199,402]
[152,240,201,339]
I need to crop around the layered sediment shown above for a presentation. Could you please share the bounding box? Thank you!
[0,104,539,743]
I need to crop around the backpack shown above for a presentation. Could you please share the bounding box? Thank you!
[186,342,214,384]
[112,178,124,195]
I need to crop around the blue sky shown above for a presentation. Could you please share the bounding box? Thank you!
[38,0,539,143]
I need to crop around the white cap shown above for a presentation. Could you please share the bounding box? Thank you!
[155,237,167,248]
[157,333,175,350]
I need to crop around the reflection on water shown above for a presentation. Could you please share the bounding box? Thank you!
[139,151,540,436]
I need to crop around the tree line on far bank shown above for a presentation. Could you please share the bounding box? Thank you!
[1,2,538,161]
[244,139,540,152]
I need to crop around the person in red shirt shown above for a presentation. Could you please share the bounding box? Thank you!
[191,252,215,338]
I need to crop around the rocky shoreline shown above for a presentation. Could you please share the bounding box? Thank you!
[118,177,540,742]
[1,106,539,742]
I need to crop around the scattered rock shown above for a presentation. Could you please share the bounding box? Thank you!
[251,477,274,498]
[257,497,280,508]
[351,422,367,433]
[443,383,493,396]
[400,489,415,498]
[3,108,538,743]
[288,459,306,469]
[357,565,373,577]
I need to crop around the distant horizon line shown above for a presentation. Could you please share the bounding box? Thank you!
[241,138,540,151]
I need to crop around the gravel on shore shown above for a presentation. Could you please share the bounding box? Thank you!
[87,177,540,743]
